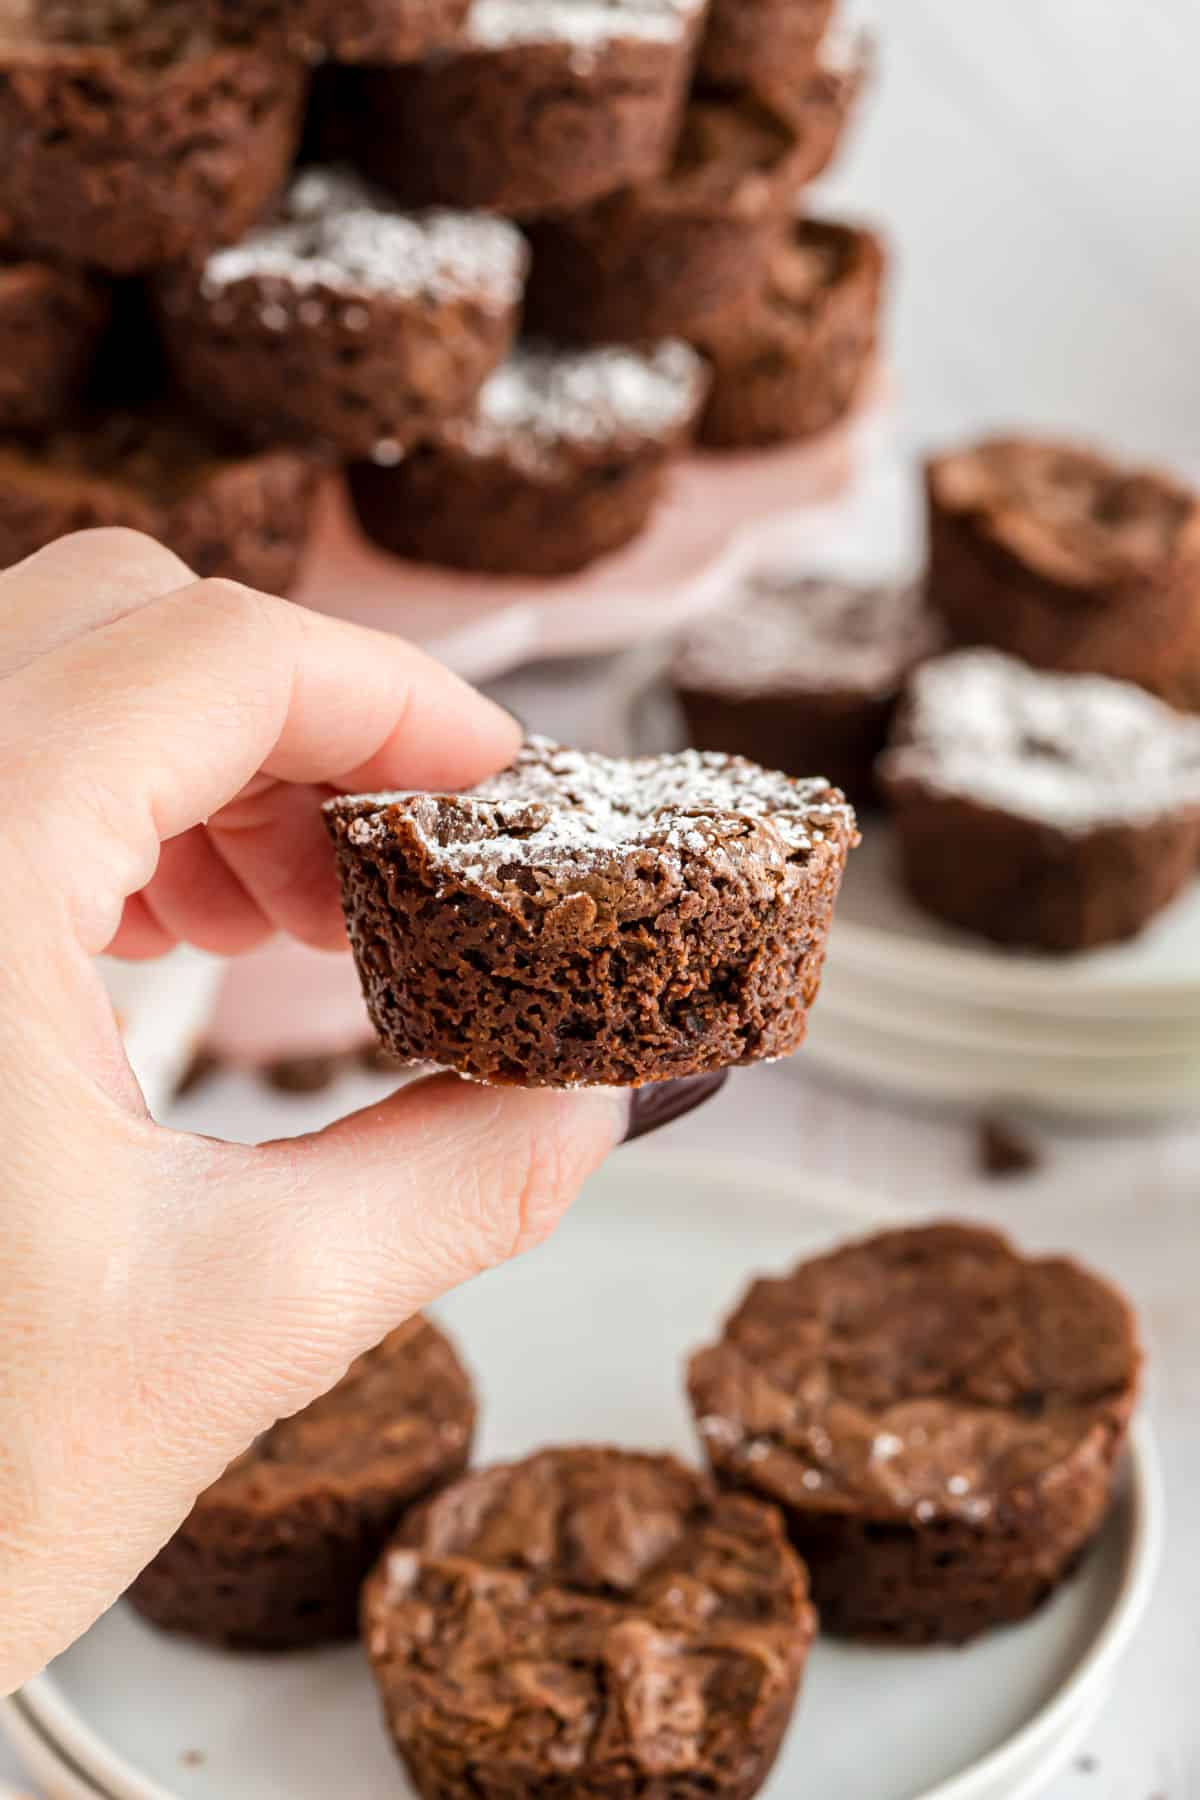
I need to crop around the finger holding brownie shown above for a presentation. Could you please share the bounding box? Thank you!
[0,529,655,1692]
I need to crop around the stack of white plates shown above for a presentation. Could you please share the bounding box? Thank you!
[807,827,1200,1120]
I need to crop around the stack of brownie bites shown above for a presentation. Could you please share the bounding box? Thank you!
[0,0,882,587]
[671,430,1200,954]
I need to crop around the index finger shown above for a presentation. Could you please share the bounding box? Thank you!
[3,576,519,954]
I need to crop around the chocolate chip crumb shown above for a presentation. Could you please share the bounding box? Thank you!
[261,1054,341,1095]
[977,1116,1040,1179]
[180,1749,206,1766]
[174,1048,220,1099]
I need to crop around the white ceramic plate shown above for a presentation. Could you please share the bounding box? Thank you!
[99,950,223,1119]
[804,1004,1200,1118]
[18,1153,1162,1800]
[830,828,1200,1018]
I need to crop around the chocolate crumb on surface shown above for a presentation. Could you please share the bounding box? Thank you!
[364,1446,815,1800]
[978,1116,1041,1180]
[326,735,857,1086]
[688,1221,1141,1645]
[128,1317,476,1651]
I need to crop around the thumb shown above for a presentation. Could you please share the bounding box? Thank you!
[169,1075,630,1442]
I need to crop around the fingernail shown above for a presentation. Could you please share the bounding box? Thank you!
[622,1071,729,1144]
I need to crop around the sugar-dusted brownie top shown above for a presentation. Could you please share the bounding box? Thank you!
[673,573,937,700]
[328,735,854,910]
[462,0,704,50]
[880,648,1200,832]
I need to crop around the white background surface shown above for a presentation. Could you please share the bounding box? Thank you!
[4,3,1199,1796]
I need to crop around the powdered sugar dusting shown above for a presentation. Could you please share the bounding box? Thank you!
[198,168,527,310]
[467,0,700,51]
[672,574,940,698]
[448,342,705,465]
[328,737,854,897]
[881,649,1200,832]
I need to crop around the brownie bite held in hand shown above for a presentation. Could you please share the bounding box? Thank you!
[157,167,528,460]
[347,339,707,577]
[326,737,856,1086]
[688,1222,1141,1645]
[363,1447,815,1800]
[128,1318,476,1651]
[879,649,1200,951]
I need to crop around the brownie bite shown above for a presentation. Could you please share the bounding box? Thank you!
[926,435,1200,710]
[0,258,109,431]
[156,167,527,461]
[693,218,885,450]
[128,1317,476,1651]
[879,648,1200,952]
[208,0,470,62]
[688,1222,1141,1646]
[347,339,706,577]
[325,737,856,1086]
[524,78,859,344]
[349,0,705,217]
[697,0,834,97]
[363,1447,815,1800]
[0,408,321,594]
[672,573,938,806]
[0,2,307,274]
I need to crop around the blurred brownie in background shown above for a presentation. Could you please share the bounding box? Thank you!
[926,434,1200,710]
[673,572,936,806]
[879,648,1200,951]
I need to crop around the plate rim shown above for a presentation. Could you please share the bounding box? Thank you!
[17,1152,1165,1800]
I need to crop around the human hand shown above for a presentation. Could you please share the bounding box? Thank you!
[0,531,643,1691]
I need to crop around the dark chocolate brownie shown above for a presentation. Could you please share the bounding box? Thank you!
[0,5,307,274]
[523,81,859,343]
[324,736,857,1086]
[208,0,471,62]
[128,1317,476,1651]
[692,218,885,449]
[688,1222,1141,1645]
[347,339,707,576]
[0,258,109,431]
[878,649,1200,952]
[697,0,834,95]
[349,0,704,217]
[926,435,1200,710]
[0,409,321,594]
[672,573,939,806]
[363,1447,815,1800]
[156,167,528,460]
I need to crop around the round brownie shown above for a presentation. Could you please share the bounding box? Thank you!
[523,80,859,344]
[208,0,470,62]
[363,1447,815,1800]
[0,409,321,595]
[877,648,1200,952]
[672,573,939,806]
[0,258,109,431]
[156,167,528,460]
[347,339,707,577]
[324,736,857,1086]
[697,0,834,96]
[692,217,885,449]
[349,0,704,217]
[688,1222,1142,1646]
[0,4,307,274]
[925,435,1200,710]
[128,1317,476,1651]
